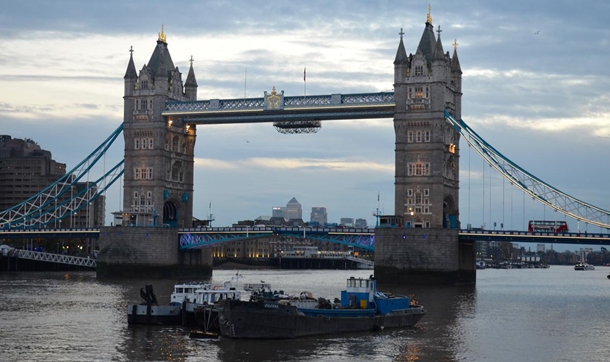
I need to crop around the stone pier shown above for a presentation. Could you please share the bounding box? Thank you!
[374,228,475,285]
[96,226,212,279]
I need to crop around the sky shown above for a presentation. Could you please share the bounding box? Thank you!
[1,0,609,241]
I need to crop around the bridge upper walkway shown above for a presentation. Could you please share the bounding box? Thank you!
[162,92,395,124]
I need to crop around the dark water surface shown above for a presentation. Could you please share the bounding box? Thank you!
[1,266,609,361]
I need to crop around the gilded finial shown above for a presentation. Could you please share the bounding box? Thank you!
[271,86,277,95]
[158,24,167,43]
[189,55,194,67]
[399,27,404,39]
[427,4,432,24]
[453,39,458,50]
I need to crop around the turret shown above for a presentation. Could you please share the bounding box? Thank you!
[185,56,198,101]
[124,47,138,97]
[431,25,447,82]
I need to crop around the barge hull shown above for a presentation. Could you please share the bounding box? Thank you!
[217,300,425,339]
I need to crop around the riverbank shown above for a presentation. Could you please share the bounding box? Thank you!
[214,261,279,270]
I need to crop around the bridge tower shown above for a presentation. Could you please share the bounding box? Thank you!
[375,10,475,285]
[121,27,197,228]
[97,28,210,279]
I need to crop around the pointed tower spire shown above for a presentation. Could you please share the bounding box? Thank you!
[433,25,445,60]
[416,8,436,68]
[185,55,198,100]
[124,46,138,79]
[451,39,462,73]
[394,28,408,65]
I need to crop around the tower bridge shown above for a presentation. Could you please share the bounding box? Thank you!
[2,10,609,283]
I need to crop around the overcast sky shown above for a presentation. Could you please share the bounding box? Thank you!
[1,0,609,240]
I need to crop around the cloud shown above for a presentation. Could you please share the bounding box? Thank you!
[195,157,393,173]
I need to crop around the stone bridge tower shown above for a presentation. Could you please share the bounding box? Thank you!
[122,27,198,228]
[97,28,208,279]
[375,10,475,285]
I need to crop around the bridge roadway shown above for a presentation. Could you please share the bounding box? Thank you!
[2,227,610,248]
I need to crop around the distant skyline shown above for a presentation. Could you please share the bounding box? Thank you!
[1,1,609,234]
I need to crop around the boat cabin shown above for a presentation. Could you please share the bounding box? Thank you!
[170,282,212,304]
[340,276,376,309]
[194,287,241,305]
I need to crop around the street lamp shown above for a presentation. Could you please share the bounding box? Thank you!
[409,207,414,228]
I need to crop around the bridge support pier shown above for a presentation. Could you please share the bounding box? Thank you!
[96,226,212,279]
[374,228,476,285]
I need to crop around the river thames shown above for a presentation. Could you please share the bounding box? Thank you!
[1,266,610,362]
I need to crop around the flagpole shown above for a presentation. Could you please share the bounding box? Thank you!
[303,66,306,99]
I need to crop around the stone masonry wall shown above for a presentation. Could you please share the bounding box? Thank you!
[96,226,213,278]
[98,226,179,265]
[375,228,459,271]
[374,228,475,285]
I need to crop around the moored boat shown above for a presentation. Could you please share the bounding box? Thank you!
[128,282,211,325]
[186,282,242,327]
[574,262,595,271]
[127,284,182,325]
[213,275,426,339]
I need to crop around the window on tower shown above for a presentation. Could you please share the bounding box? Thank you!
[407,162,431,176]
[415,65,424,76]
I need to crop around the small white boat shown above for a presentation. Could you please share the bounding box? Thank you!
[128,282,210,325]
[574,263,595,271]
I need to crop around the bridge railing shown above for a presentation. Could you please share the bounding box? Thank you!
[164,92,395,114]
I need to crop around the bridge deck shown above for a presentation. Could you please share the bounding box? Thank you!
[162,92,395,124]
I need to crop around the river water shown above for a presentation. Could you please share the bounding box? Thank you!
[1,266,609,362]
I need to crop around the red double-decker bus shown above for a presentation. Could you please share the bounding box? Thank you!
[528,220,568,233]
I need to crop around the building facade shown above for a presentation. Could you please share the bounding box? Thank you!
[0,135,104,228]
[284,197,302,221]
[310,207,327,226]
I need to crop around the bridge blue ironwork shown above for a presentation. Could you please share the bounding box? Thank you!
[2,227,610,248]
[445,110,610,230]
[162,92,395,124]
[176,227,610,250]
[178,227,376,251]
[0,228,101,239]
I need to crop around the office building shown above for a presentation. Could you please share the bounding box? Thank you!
[0,135,104,227]
[310,207,327,226]
[284,197,302,221]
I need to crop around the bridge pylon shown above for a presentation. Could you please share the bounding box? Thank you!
[374,11,475,285]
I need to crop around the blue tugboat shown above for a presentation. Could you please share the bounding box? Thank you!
[213,275,426,339]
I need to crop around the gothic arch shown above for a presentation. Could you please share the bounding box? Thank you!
[443,195,458,229]
[163,199,180,227]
